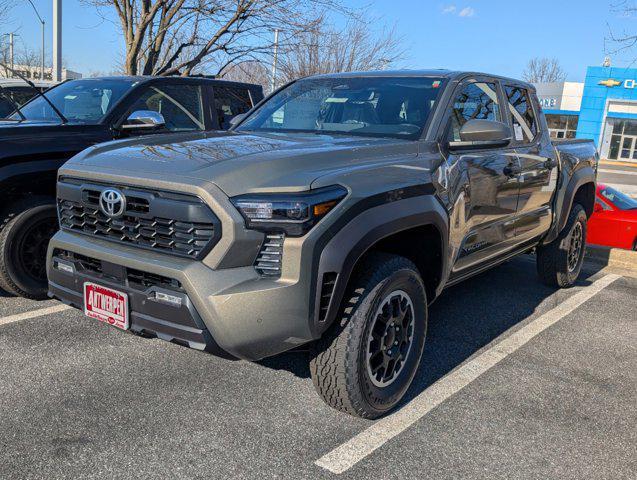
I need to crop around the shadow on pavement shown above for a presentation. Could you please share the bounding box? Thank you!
[259,256,598,396]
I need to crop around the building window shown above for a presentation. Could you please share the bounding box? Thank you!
[607,118,637,160]
[546,114,579,139]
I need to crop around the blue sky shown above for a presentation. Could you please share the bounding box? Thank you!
[1,0,632,81]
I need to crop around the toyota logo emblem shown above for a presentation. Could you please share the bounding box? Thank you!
[99,189,126,218]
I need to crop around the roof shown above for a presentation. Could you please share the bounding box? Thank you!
[69,75,262,89]
[0,79,57,88]
[303,69,534,88]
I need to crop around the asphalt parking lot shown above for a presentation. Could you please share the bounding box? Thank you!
[1,256,635,479]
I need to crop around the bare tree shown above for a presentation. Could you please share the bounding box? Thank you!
[82,0,353,76]
[220,60,270,91]
[0,42,43,78]
[276,19,404,83]
[606,1,637,62]
[0,0,12,26]
[522,57,567,83]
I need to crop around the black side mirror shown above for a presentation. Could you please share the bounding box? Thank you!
[448,119,511,150]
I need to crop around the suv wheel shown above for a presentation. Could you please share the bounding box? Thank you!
[309,253,427,419]
[0,197,58,299]
[536,203,587,288]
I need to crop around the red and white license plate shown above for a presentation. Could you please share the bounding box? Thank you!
[83,282,129,330]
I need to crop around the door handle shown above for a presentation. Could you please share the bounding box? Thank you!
[543,158,558,170]
[503,163,521,177]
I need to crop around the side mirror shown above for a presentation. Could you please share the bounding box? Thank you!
[593,202,604,213]
[229,113,247,128]
[448,119,511,150]
[120,110,166,131]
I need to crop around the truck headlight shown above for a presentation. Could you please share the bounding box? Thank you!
[232,185,348,236]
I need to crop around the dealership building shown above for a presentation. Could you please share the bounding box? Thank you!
[535,65,637,163]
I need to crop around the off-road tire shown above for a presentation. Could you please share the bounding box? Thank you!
[309,253,427,419]
[0,197,58,299]
[536,203,587,288]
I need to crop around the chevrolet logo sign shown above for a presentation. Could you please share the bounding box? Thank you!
[599,79,622,87]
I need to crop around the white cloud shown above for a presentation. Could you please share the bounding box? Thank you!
[442,5,457,14]
[458,6,476,17]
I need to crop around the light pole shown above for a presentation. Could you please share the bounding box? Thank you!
[27,0,46,81]
[270,28,279,93]
[53,0,61,82]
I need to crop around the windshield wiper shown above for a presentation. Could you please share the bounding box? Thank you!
[0,61,68,124]
[0,85,27,121]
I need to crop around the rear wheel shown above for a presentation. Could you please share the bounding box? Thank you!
[536,203,587,288]
[0,197,58,299]
[309,253,427,419]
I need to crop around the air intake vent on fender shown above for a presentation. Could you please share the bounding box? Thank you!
[318,272,338,322]
[255,233,285,276]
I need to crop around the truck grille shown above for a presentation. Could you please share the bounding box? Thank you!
[57,180,221,259]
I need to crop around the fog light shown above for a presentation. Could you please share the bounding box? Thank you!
[54,260,74,274]
[154,291,183,307]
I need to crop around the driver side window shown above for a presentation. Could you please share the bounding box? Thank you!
[126,84,204,132]
[449,82,500,141]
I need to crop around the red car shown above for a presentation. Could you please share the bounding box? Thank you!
[587,184,637,250]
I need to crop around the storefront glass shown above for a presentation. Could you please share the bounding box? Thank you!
[545,114,579,139]
[606,118,637,161]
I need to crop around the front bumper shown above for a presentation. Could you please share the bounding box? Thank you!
[47,230,318,361]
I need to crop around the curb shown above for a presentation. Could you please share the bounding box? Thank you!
[599,160,637,168]
[585,245,637,272]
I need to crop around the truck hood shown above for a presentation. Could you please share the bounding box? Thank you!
[64,130,421,197]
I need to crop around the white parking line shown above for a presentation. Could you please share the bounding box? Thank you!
[0,304,73,327]
[315,274,621,474]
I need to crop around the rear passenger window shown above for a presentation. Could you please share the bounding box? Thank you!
[213,86,253,129]
[449,82,500,141]
[505,86,537,143]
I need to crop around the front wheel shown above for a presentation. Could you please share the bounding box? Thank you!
[309,253,427,419]
[0,197,58,299]
[536,203,587,288]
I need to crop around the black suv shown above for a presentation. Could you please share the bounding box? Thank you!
[0,76,264,299]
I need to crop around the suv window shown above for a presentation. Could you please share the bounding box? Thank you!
[127,84,204,132]
[449,82,500,141]
[11,79,136,123]
[505,86,537,143]
[213,86,253,129]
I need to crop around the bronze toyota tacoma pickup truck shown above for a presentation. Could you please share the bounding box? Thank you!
[47,71,598,418]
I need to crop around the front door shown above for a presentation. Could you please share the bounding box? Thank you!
[443,80,521,276]
[619,135,637,161]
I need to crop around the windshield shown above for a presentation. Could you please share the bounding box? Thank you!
[600,186,637,210]
[10,79,138,123]
[237,76,444,139]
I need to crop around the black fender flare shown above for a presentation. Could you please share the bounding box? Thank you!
[543,166,596,245]
[0,160,60,202]
[309,192,449,336]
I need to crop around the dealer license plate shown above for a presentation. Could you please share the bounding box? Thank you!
[83,282,129,330]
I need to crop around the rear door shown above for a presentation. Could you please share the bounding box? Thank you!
[443,78,521,276]
[503,84,558,242]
